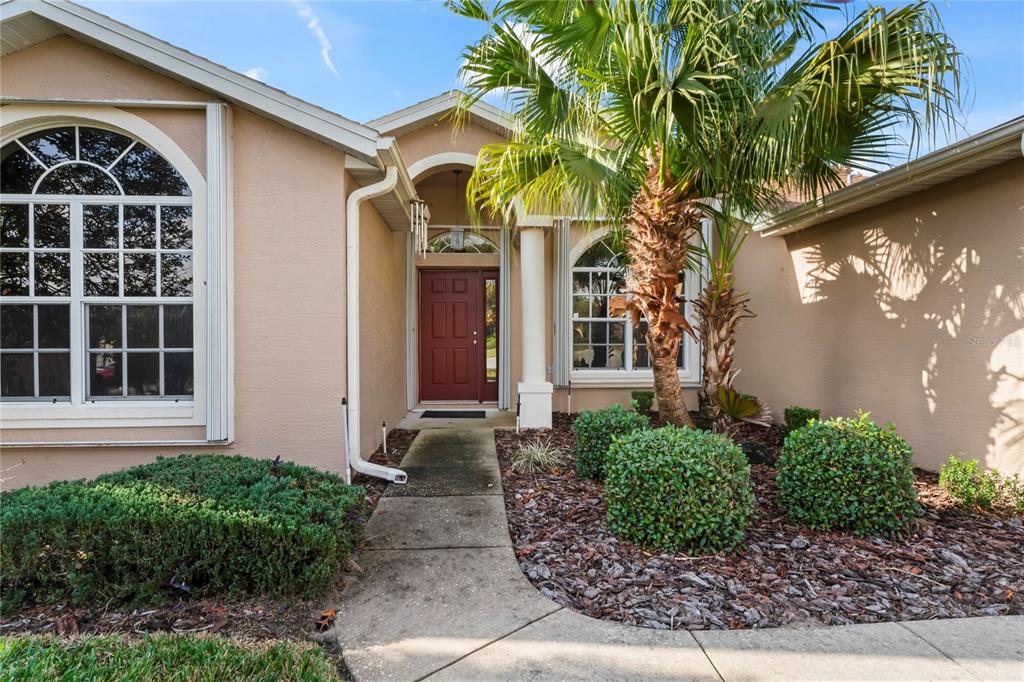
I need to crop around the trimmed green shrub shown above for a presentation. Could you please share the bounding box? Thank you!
[939,456,1024,515]
[605,426,756,553]
[784,405,820,432]
[571,405,649,479]
[630,390,654,414]
[1,454,365,614]
[776,413,920,535]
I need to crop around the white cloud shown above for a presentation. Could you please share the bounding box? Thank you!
[244,67,269,82]
[290,0,340,79]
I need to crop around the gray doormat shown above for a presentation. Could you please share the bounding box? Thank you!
[421,410,485,419]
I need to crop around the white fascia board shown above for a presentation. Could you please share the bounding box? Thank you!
[756,116,1024,237]
[2,0,381,163]
[367,90,513,137]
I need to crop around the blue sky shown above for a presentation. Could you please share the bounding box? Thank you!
[83,0,1022,156]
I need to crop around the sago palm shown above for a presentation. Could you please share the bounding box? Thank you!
[450,0,960,428]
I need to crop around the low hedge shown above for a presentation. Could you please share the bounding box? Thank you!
[776,413,920,535]
[783,405,820,432]
[605,426,756,553]
[939,456,1024,515]
[0,454,365,614]
[572,405,649,479]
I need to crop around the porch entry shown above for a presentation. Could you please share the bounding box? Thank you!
[418,269,499,403]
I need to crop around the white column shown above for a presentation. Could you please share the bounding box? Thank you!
[518,226,553,427]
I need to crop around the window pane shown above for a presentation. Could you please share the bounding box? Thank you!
[83,204,119,248]
[126,305,159,348]
[1,252,29,296]
[38,353,70,397]
[21,127,75,167]
[160,206,192,249]
[0,305,33,348]
[37,163,121,195]
[123,205,156,249]
[484,279,497,382]
[34,252,71,296]
[111,144,190,196]
[126,352,160,396]
[0,353,33,397]
[79,128,133,168]
[576,238,622,268]
[34,204,70,248]
[1,144,43,194]
[1,204,29,248]
[164,352,194,396]
[38,305,70,348]
[90,352,123,396]
[89,305,122,349]
[123,253,156,296]
[83,252,119,296]
[163,304,192,348]
[160,254,192,297]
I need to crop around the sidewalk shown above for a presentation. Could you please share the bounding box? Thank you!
[330,428,1024,681]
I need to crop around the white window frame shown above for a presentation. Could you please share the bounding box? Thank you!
[562,222,710,388]
[0,105,231,438]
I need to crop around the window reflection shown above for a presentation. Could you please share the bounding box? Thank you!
[1,125,194,403]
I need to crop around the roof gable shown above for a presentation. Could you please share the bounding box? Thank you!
[367,90,513,138]
[0,0,380,163]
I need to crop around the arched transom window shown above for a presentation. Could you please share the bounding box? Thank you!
[1,126,195,402]
[571,235,685,371]
[426,230,498,254]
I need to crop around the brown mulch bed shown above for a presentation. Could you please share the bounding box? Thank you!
[496,412,1023,630]
[0,431,421,644]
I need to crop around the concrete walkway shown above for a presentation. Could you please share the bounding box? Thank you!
[331,428,1024,681]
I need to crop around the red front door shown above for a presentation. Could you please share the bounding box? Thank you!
[419,269,498,402]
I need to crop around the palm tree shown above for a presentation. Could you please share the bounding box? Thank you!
[450,0,960,428]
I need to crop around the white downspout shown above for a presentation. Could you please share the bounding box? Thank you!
[346,166,407,483]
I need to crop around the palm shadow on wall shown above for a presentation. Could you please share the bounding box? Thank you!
[787,173,1023,472]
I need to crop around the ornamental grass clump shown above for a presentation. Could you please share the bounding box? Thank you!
[512,439,567,474]
[0,454,365,614]
[571,405,649,480]
[605,426,756,554]
[776,413,920,536]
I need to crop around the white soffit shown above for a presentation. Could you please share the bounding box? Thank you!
[366,90,513,138]
[0,0,381,164]
[757,116,1024,237]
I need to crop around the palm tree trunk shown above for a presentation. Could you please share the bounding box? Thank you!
[624,152,701,428]
[694,274,753,416]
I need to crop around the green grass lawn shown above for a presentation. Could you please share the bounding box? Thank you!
[0,634,344,682]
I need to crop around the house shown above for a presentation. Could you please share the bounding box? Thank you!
[1,1,1021,489]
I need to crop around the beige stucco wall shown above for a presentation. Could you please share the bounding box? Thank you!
[356,175,409,454]
[734,158,1024,474]
[396,119,505,169]
[1,37,350,488]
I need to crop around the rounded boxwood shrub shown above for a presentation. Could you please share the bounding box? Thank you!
[776,413,920,536]
[571,405,649,479]
[605,426,756,553]
[0,454,365,614]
